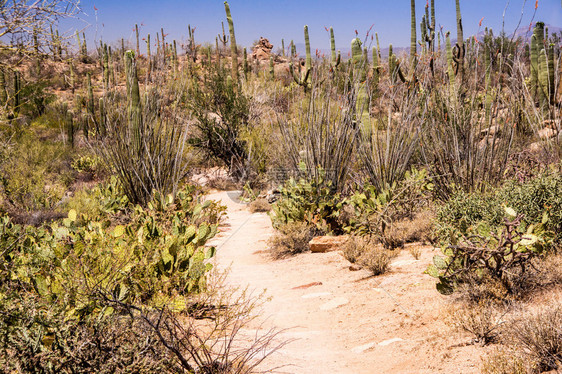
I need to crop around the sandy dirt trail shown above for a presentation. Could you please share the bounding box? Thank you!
[207,191,486,374]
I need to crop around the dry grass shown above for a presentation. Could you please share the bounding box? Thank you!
[268,221,315,258]
[383,209,436,249]
[481,347,527,374]
[507,305,562,372]
[248,198,271,213]
[448,301,506,345]
[342,236,368,264]
[342,236,394,276]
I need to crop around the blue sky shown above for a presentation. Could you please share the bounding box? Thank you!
[61,0,561,53]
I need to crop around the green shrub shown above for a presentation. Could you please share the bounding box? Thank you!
[0,184,221,371]
[427,208,553,295]
[437,172,562,245]
[269,167,342,234]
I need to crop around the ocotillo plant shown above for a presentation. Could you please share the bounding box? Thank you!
[0,68,7,109]
[13,70,20,117]
[66,109,74,148]
[125,51,141,151]
[224,1,239,85]
[243,47,249,78]
[86,72,95,137]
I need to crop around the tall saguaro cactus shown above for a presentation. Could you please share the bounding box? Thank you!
[330,27,340,69]
[410,0,417,70]
[135,24,140,56]
[224,1,239,84]
[453,0,465,76]
[289,25,312,90]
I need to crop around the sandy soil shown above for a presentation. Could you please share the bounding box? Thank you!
[208,191,490,374]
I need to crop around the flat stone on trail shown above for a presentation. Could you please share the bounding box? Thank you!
[319,297,349,310]
[378,338,404,346]
[351,341,377,354]
[302,292,332,299]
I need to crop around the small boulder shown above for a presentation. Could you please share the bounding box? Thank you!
[538,127,556,140]
[309,236,348,253]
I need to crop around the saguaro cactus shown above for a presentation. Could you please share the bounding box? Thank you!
[410,0,417,70]
[281,39,285,57]
[453,0,465,76]
[224,1,239,84]
[289,25,312,90]
[330,27,340,69]
[135,24,140,55]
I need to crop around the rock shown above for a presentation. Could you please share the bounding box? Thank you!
[378,338,404,346]
[309,236,348,253]
[349,264,362,271]
[319,297,349,311]
[292,282,323,290]
[351,341,377,354]
[302,292,332,299]
[538,127,556,140]
[251,37,273,61]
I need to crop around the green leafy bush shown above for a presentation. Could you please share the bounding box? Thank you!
[427,208,553,295]
[437,172,562,246]
[0,184,221,371]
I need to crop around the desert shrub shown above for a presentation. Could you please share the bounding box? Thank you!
[342,236,367,264]
[268,221,316,258]
[437,172,562,245]
[276,66,359,192]
[269,167,342,234]
[0,183,233,372]
[249,198,271,213]
[344,168,433,248]
[360,246,392,276]
[427,209,553,295]
[507,306,562,372]
[448,302,505,345]
[481,347,527,374]
[71,154,103,175]
[188,63,250,180]
[98,89,190,207]
[0,122,73,215]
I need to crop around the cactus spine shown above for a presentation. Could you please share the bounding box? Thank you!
[224,1,239,85]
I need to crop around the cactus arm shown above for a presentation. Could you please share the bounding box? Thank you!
[224,1,239,84]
